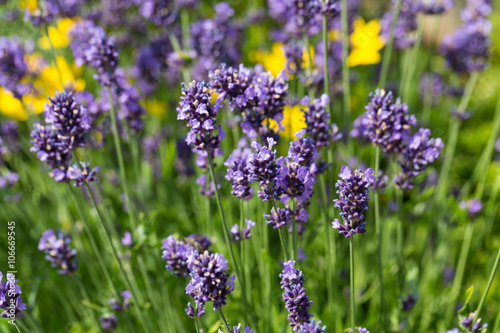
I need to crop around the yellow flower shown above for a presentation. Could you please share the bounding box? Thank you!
[347,18,385,67]
[253,42,315,77]
[142,100,167,119]
[267,104,306,140]
[38,18,76,49]
[0,88,28,121]
[19,0,37,11]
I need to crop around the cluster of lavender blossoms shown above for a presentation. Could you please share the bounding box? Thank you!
[460,311,488,332]
[440,0,491,74]
[394,128,444,190]
[280,260,314,331]
[185,251,235,311]
[100,290,132,331]
[30,90,99,186]
[332,166,375,237]
[38,229,78,275]
[298,319,327,333]
[209,63,288,140]
[224,140,254,200]
[459,199,483,218]
[0,37,30,98]
[231,219,256,241]
[0,272,26,319]
[161,235,197,277]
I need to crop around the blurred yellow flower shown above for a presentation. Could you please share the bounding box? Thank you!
[328,29,341,41]
[38,18,75,49]
[267,104,306,140]
[253,42,315,77]
[19,0,37,11]
[0,89,27,121]
[347,18,385,67]
[142,100,167,119]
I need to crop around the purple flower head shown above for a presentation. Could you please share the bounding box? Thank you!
[121,232,134,247]
[417,0,454,14]
[284,41,304,76]
[419,72,446,107]
[0,37,29,98]
[231,219,256,241]
[1,121,20,153]
[298,319,326,332]
[301,94,338,149]
[140,0,177,26]
[161,235,197,277]
[443,266,456,286]
[460,0,491,22]
[459,199,483,218]
[230,324,254,333]
[224,145,254,200]
[364,90,417,154]
[394,128,444,190]
[269,0,322,37]
[196,174,220,198]
[278,157,316,205]
[108,290,132,312]
[440,19,491,74]
[66,162,100,187]
[112,69,146,134]
[372,171,389,191]
[209,63,254,110]
[0,272,26,318]
[99,314,118,331]
[280,260,313,331]
[460,312,488,332]
[332,166,375,238]
[357,328,370,333]
[38,229,78,275]
[381,0,419,50]
[185,302,205,318]
[70,20,119,86]
[400,292,418,311]
[185,251,235,311]
[247,138,284,201]
[187,234,212,252]
[288,130,318,168]
[175,138,195,176]
[264,207,291,230]
[0,171,20,189]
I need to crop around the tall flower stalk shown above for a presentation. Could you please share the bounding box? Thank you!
[340,0,351,124]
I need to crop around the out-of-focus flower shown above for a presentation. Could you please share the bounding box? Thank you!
[38,18,75,49]
[38,229,77,274]
[332,166,375,237]
[0,37,30,99]
[400,292,418,311]
[121,232,133,247]
[108,291,132,312]
[298,319,326,332]
[253,43,286,77]
[0,88,28,121]
[381,0,419,50]
[264,207,291,230]
[185,302,205,318]
[161,235,196,277]
[196,174,220,198]
[459,199,483,218]
[229,324,254,333]
[348,18,384,67]
[417,0,454,14]
[460,312,488,332]
[139,0,177,26]
[230,219,256,241]
[185,251,235,311]
[99,314,118,331]
[357,328,370,333]
[225,144,254,200]
[460,0,491,22]
[301,94,339,149]
[280,260,313,331]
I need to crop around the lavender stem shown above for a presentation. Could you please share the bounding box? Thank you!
[349,236,356,333]
[340,0,351,124]
[374,146,386,332]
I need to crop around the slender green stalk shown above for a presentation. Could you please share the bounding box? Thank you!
[194,303,201,332]
[206,154,255,324]
[494,306,500,333]
[396,189,405,291]
[322,14,331,117]
[279,228,289,261]
[181,10,190,50]
[106,88,136,231]
[445,223,474,325]
[340,0,351,124]
[319,174,335,316]
[349,237,356,333]
[85,184,152,332]
[290,199,298,260]
[402,19,424,102]
[378,0,402,88]
[373,146,386,331]
[473,245,500,323]
[217,307,231,333]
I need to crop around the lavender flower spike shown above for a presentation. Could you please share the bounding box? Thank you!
[298,319,327,332]
[38,229,78,275]
[230,219,256,241]
[1,272,26,318]
[185,302,205,318]
[230,324,254,333]
[460,311,488,332]
[185,251,235,311]
[332,166,375,238]
[280,260,313,331]
[161,235,196,277]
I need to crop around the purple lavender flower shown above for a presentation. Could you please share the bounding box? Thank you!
[269,0,322,37]
[288,130,318,168]
[278,156,316,205]
[0,171,19,189]
[460,312,488,332]
[175,138,195,176]
[459,199,483,218]
[400,292,418,311]
[460,0,491,22]
[247,137,284,201]
[38,229,78,275]
[187,234,212,252]
[112,69,146,134]
[381,0,419,50]
[225,144,254,200]
[43,90,92,150]
[332,166,375,237]
[139,0,177,26]
[209,63,254,110]
[66,162,100,187]
[284,41,304,76]
[185,251,235,311]
[264,207,291,230]
[417,0,454,14]
[23,1,57,26]
[419,72,446,107]
[70,20,119,86]
[301,94,338,149]
[394,128,444,190]
[372,171,389,191]
[121,231,134,247]
[357,328,370,333]
[1,121,20,153]
[440,19,491,74]
[0,272,26,318]
[161,235,196,276]
[196,174,220,198]
[280,260,313,331]
[443,266,456,285]
[185,302,205,318]
[364,90,417,154]
[230,219,256,241]
[99,314,118,331]
[108,290,132,312]
[298,319,326,332]
[231,325,254,333]
[0,37,29,98]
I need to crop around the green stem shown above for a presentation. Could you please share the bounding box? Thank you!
[278,228,289,261]
[374,146,386,332]
[473,245,500,323]
[396,189,405,291]
[402,19,424,102]
[217,307,231,333]
[340,0,351,124]
[181,10,190,50]
[349,237,356,332]
[206,154,254,324]
[106,88,136,231]
[378,0,402,88]
[194,303,201,333]
[290,199,298,261]
[322,14,332,117]
[319,174,335,316]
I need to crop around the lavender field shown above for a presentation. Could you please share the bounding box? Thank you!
[0,0,499,332]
